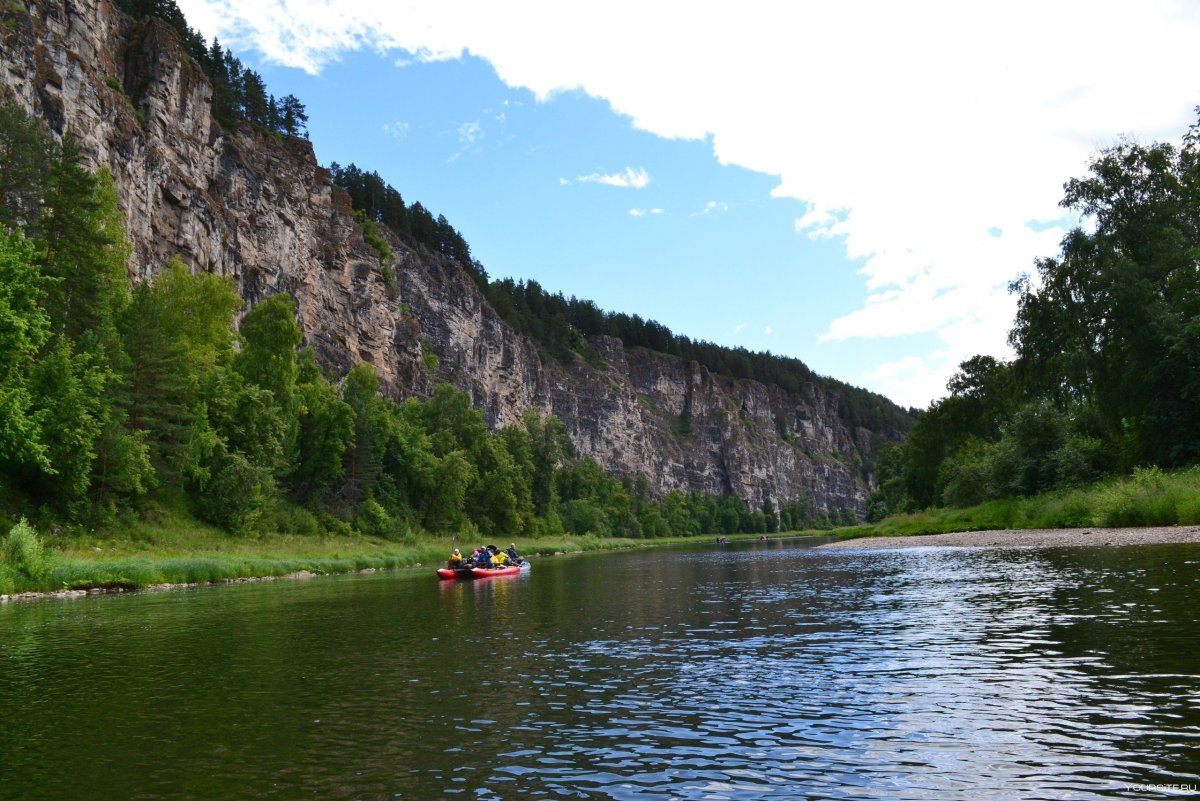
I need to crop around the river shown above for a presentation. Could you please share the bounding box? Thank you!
[1,538,1198,800]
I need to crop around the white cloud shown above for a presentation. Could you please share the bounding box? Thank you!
[629,207,664,217]
[458,120,482,146]
[763,325,779,337]
[177,0,1200,407]
[733,323,747,335]
[573,166,651,189]
[447,120,483,162]
[694,200,731,217]
[382,120,409,141]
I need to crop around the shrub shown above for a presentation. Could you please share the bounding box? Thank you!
[1092,467,1178,527]
[354,498,391,537]
[421,338,439,371]
[560,499,609,536]
[3,518,50,581]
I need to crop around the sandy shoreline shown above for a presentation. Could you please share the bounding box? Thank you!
[818,525,1200,550]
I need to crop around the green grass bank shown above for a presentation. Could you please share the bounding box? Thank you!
[0,508,719,598]
[5,466,1199,599]
[832,465,1200,543]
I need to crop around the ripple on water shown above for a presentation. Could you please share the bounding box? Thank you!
[2,545,1198,800]
[470,546,1200,800]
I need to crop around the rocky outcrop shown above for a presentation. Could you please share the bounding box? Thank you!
[0,0,904,516]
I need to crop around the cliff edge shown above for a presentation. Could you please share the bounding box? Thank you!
[0,0,906,516]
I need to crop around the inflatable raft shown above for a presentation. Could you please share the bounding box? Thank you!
[437,561,530,580]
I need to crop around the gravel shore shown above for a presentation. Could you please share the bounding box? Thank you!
[819,525,1200,550]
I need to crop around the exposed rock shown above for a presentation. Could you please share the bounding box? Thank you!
[0,0,907,517]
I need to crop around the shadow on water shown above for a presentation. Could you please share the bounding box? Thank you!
[1,539,1198,800]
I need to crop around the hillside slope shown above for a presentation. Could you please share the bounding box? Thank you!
[0,0,907,516]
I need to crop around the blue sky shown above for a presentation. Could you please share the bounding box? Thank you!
[177,1,1200,409]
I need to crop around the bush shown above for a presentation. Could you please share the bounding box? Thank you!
[190,450,275,534]
[560,499,610,536]
[3,518,50,581]
[316,511,353,536]
[1176,492,1200,525]
[1092,467,1177,527]
[939,437,996,508]
[354,498,391,537]
[268,503,321,536]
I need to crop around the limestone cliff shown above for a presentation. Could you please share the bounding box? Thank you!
[0,0,906,516]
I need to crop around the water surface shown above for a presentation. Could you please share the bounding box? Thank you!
[2,539,1198,799]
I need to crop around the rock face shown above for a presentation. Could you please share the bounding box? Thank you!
[0,0,905,517]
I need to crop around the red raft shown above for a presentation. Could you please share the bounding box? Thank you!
[437,562,530,580]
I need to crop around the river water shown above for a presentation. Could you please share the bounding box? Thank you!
[1,538,1198,800]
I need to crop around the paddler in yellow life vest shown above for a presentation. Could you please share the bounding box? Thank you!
[447,548,463,569]
[490,546,509,567]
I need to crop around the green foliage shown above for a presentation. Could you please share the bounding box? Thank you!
[421,338,439,372]
[39,138,131,339]
[188,445,274,533]
[1009,118,1200,468]
[113,0,308,138]
[484,277,914,440]
[0,233,51,473]
[354,210,392,262]
[1091,467,1177,527]
[677,410,691,437]
[850,465,1200,540]
[25,333,109,509]
[287,351,353,503]
[235,293,303,417]
[331,163,484,287]
[264,501,320,537]
[119,279,194,480]
[3,518,50,580]
[154,258,241,374]
[879,111,1200,513]
[0,104,859,548]
[0,103,52,232]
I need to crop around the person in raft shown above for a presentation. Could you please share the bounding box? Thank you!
[505,543,521,564]
[447,549,463,569]
[489,545,509,567]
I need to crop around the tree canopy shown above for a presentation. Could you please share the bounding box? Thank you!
[869,110,1200,519]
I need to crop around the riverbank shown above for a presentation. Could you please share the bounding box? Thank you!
[0,520,683,603]
[820,525,1200,550]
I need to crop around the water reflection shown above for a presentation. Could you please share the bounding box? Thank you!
[1,542,1198,800]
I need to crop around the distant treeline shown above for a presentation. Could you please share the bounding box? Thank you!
[325,166,913,440]
[484,278,917,435]
[0,102,855,540]
[114,0,913,451]
[328,163,486,287]
[114,0,309,137]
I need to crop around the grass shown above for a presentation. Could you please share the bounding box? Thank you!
[0,502,687,597]
[828,465,1200,543]
[6,466,1200,598]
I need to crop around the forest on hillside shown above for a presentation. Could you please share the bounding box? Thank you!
[330,160,915,438]
[111,0,915,451]
[868,112,1200,519]
[0,103,853,541]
